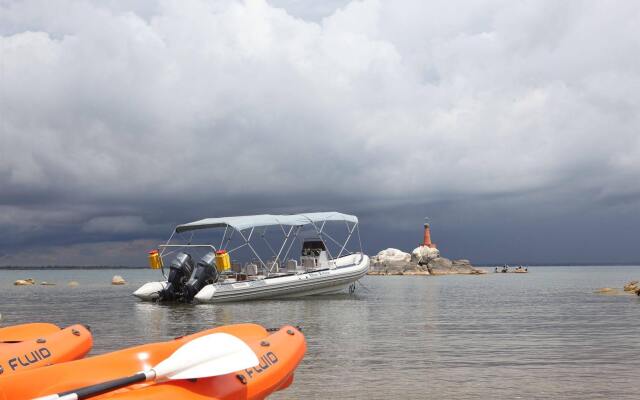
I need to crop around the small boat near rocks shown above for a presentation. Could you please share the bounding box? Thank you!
[494,265,528,273]
[134,212,369,303]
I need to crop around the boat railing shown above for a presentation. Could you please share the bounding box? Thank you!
[159,244,217,250]
[157,244,217,259]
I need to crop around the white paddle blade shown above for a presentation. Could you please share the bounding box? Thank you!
[153,332,259,380]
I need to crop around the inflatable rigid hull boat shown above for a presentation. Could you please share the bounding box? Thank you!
[0,324,305,400]
[0,323,92,376]
[134,212,369,303]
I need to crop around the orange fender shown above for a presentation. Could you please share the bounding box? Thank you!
[0,324,305,400]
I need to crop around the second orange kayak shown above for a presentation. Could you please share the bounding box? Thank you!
[0,323,305,400]
[0,323,92,376]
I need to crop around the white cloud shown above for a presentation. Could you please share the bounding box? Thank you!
[1,0,640,261]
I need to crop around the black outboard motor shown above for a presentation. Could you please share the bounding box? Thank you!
[159,252,195,301]
[183,252,219,301]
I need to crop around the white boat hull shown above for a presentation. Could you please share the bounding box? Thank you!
[133,254,369,303]
[195,254,369,303]
[133,281,168,301]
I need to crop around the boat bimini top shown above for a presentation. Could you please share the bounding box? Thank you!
[175,212,358,233]
[157,211,362,276]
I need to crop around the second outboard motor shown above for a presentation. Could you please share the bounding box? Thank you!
[159,252,195,301]
[183,252,219,301]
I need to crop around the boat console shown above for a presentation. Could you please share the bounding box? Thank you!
[301,240,329,270]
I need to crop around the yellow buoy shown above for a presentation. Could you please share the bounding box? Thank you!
[148,249,163,269]
[215,250,231,272]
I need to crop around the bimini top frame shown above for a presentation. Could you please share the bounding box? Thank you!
[159,212,362,276]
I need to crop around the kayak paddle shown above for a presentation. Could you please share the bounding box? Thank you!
[33,332,259,400]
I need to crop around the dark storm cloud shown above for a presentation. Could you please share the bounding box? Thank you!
[1,0,640,265]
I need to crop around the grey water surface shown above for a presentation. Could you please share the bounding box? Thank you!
[1,266,639,399]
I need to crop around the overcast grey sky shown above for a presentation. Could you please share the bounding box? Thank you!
[1,0,639,266]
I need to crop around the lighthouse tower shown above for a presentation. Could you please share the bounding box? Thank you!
[422,218,436,249]
[412,217,440,265]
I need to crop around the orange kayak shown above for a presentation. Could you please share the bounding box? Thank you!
[0,323,60,342]
[0,324,305,400]
[0,324,92,377]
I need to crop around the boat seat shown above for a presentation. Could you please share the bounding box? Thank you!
[301,257,316,271]
[286,259,298,273]
[267,260,280,273]
[245,263,258,276]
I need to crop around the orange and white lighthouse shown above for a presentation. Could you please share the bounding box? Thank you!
[422,218,436,248]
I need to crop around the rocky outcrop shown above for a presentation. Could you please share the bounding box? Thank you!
[371,248,411,265]
[369,252,427,275]
[623,280,640,295]
[595,281,640,296]
[369,248,415,275]
[368,255,485,276]
[427,258,486,275]
[425,257,452,273]
[368,262,424,275]
[411,246,440,264]
[14,278,35,286]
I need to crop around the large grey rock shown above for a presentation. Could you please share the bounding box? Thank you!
[371,248,411,265]
[426,257,453,275]
[411,246,440,264]
[454,259,486,274]
[369,248,413,274]
[367,260,431,276]
[427,258,486,275]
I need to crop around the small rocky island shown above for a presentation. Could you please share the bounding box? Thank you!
[368,220,486,276]
[596,280,640,296]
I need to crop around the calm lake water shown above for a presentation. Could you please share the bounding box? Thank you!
[1,266,640,399]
